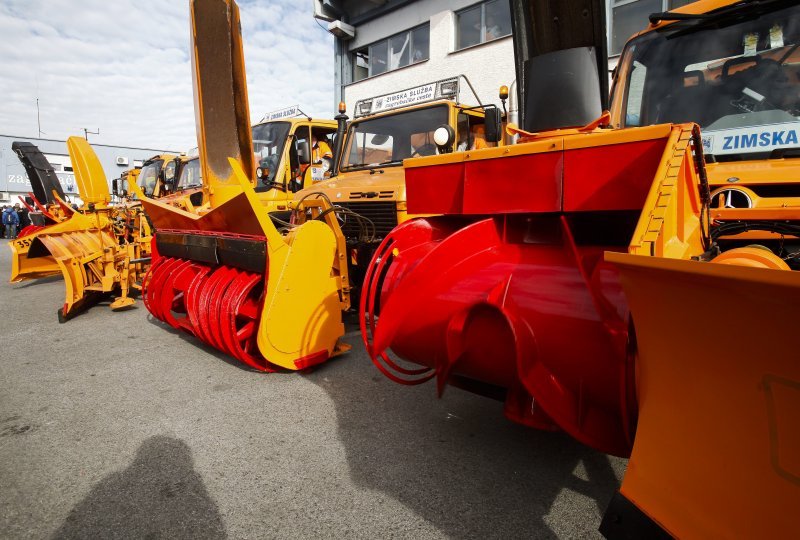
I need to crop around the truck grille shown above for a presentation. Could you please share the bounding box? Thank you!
[335,201,398,240]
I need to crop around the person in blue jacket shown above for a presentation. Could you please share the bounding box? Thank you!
[3,205,20,239]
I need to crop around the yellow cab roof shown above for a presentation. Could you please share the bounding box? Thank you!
[253,117,337,128]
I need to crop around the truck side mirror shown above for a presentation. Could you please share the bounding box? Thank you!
[297,140,310,165]
[484,107,501,143]
[112,178,119,196]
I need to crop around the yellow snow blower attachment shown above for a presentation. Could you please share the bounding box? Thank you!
[18,137,152,322]
[135,0,349,372]
[600,124,800,537]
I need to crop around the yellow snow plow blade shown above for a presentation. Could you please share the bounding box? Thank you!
[604,254,800,538]
[21,137,152,321]
[9,233,62,282]
[7,146,77,283]
[28,211,116,318]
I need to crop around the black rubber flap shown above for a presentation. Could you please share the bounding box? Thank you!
[11,141,66,203]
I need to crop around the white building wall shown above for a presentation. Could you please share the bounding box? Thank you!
[343,8,516,116]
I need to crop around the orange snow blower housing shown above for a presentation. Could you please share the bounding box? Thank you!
[362,120,694,457]
[135,0,350,372]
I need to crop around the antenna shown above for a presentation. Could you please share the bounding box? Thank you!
[83,128,100,141]
[36,98,45,137]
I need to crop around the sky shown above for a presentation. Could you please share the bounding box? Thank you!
[0,0,335,151]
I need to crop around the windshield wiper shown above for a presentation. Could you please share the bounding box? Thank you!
[649,11,715,24]
[650,0,792,26]
[378,159,402,166]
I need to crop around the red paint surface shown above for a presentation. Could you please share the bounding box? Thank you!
[563,139,667,211]
[143,255,276,372]
[405,135,668,216]
[294,350,329,370]
[362,216,636,457]
[406,152,562,215]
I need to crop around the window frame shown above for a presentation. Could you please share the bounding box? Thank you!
[454,0,512,52]
[351,23,430,82]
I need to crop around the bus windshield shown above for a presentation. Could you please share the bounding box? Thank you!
[341,105,449,170]
[618,4,800,160]
[252,122,290,160]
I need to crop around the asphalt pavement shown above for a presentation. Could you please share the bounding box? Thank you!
[0,244,627,539]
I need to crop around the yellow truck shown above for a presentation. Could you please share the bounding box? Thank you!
[295,77,504,286]
[250,112,338,217]
[135,153,180,199]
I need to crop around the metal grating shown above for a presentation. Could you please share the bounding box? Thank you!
[335,201,398,240]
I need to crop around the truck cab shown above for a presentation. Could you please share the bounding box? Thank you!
[609,0,800,211]
[121,153,205,212]
[135,153,179,199]
[250,113,338,215]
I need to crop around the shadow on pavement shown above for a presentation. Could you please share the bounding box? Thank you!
[309,343,622,538]
[52,435,227,539]
[11,274,63,288]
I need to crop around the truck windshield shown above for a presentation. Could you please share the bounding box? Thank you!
[177,158,201,191]
[137,160,163,197]
[619,4,800,160]
[341,104,449,170]
[252,121,290,161]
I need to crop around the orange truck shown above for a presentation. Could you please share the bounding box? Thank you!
[599,0,800,537]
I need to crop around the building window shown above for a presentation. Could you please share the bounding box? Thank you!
[610,0,696,56]
[352,24,430,82]
[455,0,512,51]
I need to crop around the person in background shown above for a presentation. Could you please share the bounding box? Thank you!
[3,205,20,239]
[457,123,487,152]
[485,14,502,41]
[0,206,6,238]
[312,133,333,168]
[15,203,30,231]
